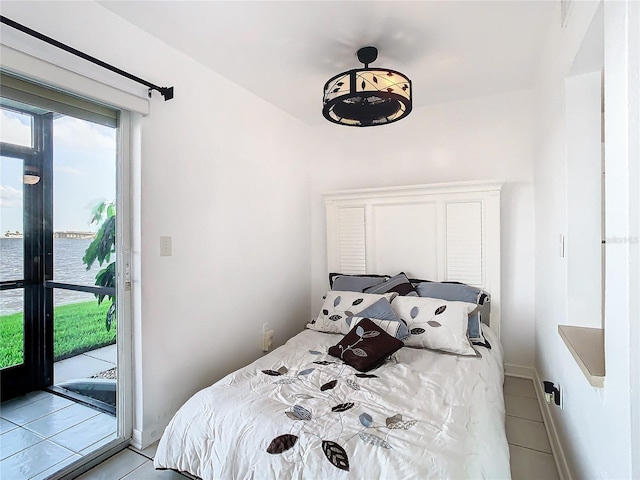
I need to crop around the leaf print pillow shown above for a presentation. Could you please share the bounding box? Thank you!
[390,296,478,355]
[307,291,398,335]
[328,318,404,372]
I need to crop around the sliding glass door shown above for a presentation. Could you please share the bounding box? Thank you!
[0,74,131,476]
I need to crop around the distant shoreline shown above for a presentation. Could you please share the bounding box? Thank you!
[2,231,96,239]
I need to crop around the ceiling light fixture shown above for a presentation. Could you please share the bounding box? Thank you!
[322,46,412,127]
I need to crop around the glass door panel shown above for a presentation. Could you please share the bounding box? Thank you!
[50,114,117,420]
[53,288,117,415]
[1,153,26,372]
[0,289,25,369]
[52,115,116,286]
[0,107,33,147]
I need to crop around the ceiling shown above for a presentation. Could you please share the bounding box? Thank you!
[99,1,554,125]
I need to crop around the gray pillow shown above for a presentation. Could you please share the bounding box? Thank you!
[416,282,482,303]
[330,274,389,292]
[355,298,409,340]
[415,282,490,342]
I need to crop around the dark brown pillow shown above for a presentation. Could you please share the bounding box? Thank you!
[328,318,404,372]
[363,272,417,296]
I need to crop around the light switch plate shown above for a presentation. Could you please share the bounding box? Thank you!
[160,236,172,256]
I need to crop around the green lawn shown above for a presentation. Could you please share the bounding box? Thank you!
[0,301,116,369]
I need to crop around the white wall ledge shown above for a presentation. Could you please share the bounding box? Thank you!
[558,325,605,387]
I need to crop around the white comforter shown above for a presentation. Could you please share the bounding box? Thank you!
[154,326,510,480]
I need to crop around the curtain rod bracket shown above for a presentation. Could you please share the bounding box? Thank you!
[1,15,175,102]
[149,86,174,101]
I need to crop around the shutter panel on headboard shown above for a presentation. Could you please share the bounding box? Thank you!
[445,202,483,286]
[337,207,366,274]
[324,182,501,337]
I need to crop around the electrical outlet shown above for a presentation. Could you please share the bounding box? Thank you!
[543,380,562,408]
[262,323,274,352]
[557,383,563,409]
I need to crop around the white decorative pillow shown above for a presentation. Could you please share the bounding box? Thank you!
[390,296,478,355]
[307,291,398,335]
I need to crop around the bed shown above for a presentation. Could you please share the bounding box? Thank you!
[154,182,509,479]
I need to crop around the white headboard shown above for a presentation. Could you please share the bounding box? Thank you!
[324,181,502,337]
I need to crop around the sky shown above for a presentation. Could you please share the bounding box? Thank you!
[0,108,116,235]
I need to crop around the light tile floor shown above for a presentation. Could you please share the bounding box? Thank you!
[77,443,191,480]
[0,391,116,480]
[505,376,560,480]
[0,345,118,480]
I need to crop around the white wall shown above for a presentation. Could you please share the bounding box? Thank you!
[137,62,311,445]
[533,1,638,478]
[565,71,603,328]
[0,1,312,448]
[309,89,537,367]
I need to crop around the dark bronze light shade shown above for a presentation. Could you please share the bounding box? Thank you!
[322,46,412,127]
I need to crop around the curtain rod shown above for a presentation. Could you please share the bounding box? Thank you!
[0,15,174,101]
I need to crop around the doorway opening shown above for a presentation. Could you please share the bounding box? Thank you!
[0,73,128,478]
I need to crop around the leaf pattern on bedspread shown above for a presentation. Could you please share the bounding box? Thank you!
[331,402,354,413]
[345,379,360,390]
[320,379,338,391]
[385,414,403,427]
[266,434,298,454]
[359,413,373,427]
[261,350,418,470]
[289,405,312,420]
[322,441,350,471]
[388,419,418,430]
[386,414,417,430]
[274,378,297,385]
[294,394,315,400]
[359,432,392,449]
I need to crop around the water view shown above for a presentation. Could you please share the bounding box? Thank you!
[0,238,101,314]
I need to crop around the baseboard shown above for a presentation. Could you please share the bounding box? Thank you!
[504,363,536,379]
[504,364,572,480]
[132,421,167,451]
[531,369,572,480]
[131,428,143,451]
